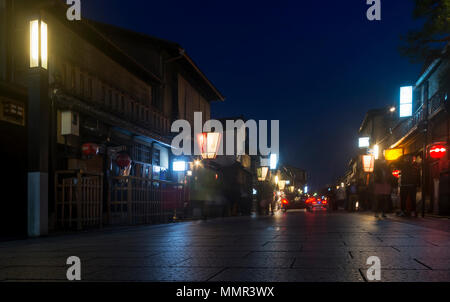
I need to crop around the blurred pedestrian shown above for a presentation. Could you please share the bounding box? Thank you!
[336,185,346,209]
[327,188,337,211]
[347,182,358,212]
[373,160,392,218]
[398,155,420,217]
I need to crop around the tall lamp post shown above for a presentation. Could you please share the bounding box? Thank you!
[27,16,49,236]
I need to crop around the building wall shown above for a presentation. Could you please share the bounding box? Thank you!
[177,74,210,125]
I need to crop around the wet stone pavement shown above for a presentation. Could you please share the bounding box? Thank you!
[0,210,449,282]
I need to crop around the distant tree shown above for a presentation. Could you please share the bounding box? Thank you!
[400,0,450,62]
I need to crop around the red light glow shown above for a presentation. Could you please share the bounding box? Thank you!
[392,170,400,178]
[430,145,447,159]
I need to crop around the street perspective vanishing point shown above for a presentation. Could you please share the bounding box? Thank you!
[0,0,450,297]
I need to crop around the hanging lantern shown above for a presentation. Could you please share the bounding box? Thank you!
[257,167,269,181]
[429,144,447,159]
[81,143,99,157]
[392,170,400,178]
[197,132,221,160]
[362,155,375,173]
[116,153,132,168]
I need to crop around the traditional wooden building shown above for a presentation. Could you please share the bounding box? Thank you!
[342,46,449,215]
[0,0,224,238]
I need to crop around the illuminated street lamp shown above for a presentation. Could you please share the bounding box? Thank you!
[29,18,48,69]
[373,144,380,160]
[197,132,221,160]
[362,155,375,173]
[27,16,50,236]
[257,166,269,181]
[274,175,279,185]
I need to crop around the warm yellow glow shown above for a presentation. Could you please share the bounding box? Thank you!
[40,21,48,69]
[362,155,375,173]
[257,166,269,181]
[197,132,221,160]
[29,19,47,69]
[374,144,379,160]
[30,20,39,68]
[385,148,403,161]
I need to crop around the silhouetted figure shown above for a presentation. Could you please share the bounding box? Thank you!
[373,160,392,218]
[398,155,420,217]
[347,182,358,212]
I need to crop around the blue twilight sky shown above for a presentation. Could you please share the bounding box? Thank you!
[83,0,423,190]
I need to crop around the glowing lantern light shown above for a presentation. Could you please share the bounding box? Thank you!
[29,19,47,69]
[373,144,380,160]
[430,145,447,159]
[362,155,375,173]
[257,166,269,181]
[392,170,400,178]
[116,153,131,169]
[197,132,221,160]
[81,143,99,157]
[385,148,403,161]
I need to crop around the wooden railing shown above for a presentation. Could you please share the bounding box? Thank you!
[54,171,103,230]
[108,176,186,225]
[429,91,446,116]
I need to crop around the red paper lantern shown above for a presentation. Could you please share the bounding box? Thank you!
[430,145,447,159]
[197,132,221,160]
[362,155,375,173]
[116,153,131,168]
[81,143,99,156]
[392,170,400,178]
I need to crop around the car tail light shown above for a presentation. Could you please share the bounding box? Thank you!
[281,198,289,205]
[306,197,315,204]
[323,200,327,205]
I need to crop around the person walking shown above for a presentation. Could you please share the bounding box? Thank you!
[347,181,358,212]
[398,155,420,217]
[373,160,392,218]
[336,185,346,210]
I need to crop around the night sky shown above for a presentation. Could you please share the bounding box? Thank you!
[84,0,423,190]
